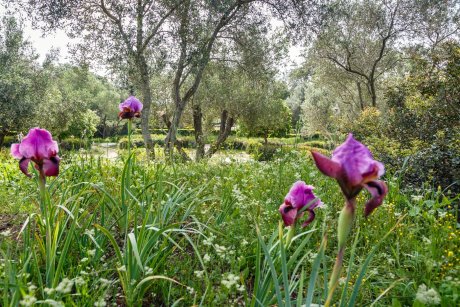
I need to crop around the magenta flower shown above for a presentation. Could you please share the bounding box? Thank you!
[11,128,60,178]
[311,133,388,216]
[279,181,322,227]
[118,96,143,119]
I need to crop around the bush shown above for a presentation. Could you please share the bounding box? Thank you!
[118,134,196,149]
[60,138,90,151]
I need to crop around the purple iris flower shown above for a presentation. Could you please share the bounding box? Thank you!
[279,181,322,227]
[11,128,60,178]
[311,133,388,217]
[118,96,143,119]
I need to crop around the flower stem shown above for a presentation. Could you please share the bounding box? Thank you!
[325,200,356,305]
[38,170,54,288]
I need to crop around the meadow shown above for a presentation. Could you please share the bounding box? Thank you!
[0,142,458,306]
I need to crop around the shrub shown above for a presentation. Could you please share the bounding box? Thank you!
[60,138,90,151]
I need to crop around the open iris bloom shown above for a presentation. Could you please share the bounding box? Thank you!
[118,96,143,119]
[279,181,321,246]
[311,133,388,303]
[279,181,322,228]
[11,128,60,179]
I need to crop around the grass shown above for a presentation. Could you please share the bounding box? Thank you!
[0,147,458,306]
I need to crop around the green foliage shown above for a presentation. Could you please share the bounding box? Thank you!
[0,17,41,145]
[0,148,459,305]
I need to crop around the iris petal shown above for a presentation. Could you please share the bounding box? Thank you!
[279,203,297,226]
[19,158,32,177]
[43,156,60,177]
[311,151,342,179]
[363,180,388,217]
[18,128,59,160]
[11,143,22,159]
[119,96,143,113]
[301,209,316,227]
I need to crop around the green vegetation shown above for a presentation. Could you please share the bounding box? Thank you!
[1,149,458,306]
[0,0,459,305]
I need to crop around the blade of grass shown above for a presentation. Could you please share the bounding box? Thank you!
[305,234,327,306]
[256,226,283,307]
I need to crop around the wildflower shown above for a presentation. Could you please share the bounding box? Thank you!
[94,298,107,307]
[11,128,60,178]
[99,278,111,287]
[415,284,441,305]
[42,300,64,307]
[186,286,195,295]
[194,270,204,278]
[44,288,55,295]
[279,181,322,227]
[203,254,211,263]
[87,249,96,257]
[118,96,143,119]
[311,133,388,217]
[1,229,11,237]
[19,295,37,306]
[221,274,240,289]
[311,134,388,300]
[74,276,86,287]
[55,278,73,294]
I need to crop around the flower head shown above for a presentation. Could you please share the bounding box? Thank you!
[279,181,321,227]
[118,96,143,119]
[11,128,60,177]
[311,133,387,216]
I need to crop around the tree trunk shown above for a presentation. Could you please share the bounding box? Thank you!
[193,104,205,161]
[206,110,234,158]
[161,113,191,161]
[136,55,155,159]
[356,81,365,110]
[164,100,186,154]
[0,131,6,147]
[263,131,268,145]
[369,79,377,107]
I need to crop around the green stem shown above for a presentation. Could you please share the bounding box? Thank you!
[325,200,356,306]
[285,223,296,248]
[38,171,54,288]
[127,119,132,159]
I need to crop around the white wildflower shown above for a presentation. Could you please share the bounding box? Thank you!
[203,254,211,263]
[144,266,153,275]
[1,229,11,237]
[94,298,107,307]
[42,299,64,307]
[194,270,204,278]
[74,276,86,287]
[87,249,96,257]
[55,278,74,294]
[99,278,111,287]
[415,284,441,305]
[44,288,55,295]
[19,295,37,306]
[186,286,195,295]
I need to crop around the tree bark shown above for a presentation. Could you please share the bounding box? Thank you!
[161,113,191,161]
[0,131,6,147]
[193,104,205,161]
[368,80,377,107]
[136,54,155,159]
[206,110,234,158]
[356,81,365,110]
